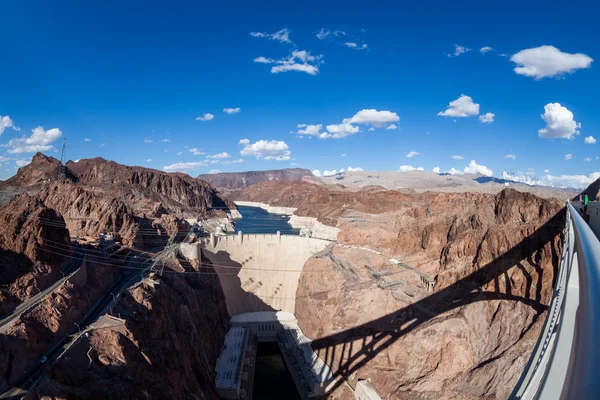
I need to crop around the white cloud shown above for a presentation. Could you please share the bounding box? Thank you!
[15,159,30,167]
[347,109,399,127]
[177,151,182,156]
[294,123,323,137]
[585,157,592,162]
[585,136,596,144]
[0,116,20,135]
[84,138,91,142]
[406,151,420,158]
[240,139,291,160]
[447,168,463,175]
[238,138,250,145]
[464,160,493,176]
[345,42,367,50]
[312,170,321,177]
[144,139,153,143]
[160,138,170,142]
[222,158,244,165]
[325,122,360,139]
[541,172,600,188]
[163,161,208,172]
[538,103,581,139]
[433,167,441,173]
[480,46,494,54]
[438,95,480,117]
[223,108,241,114]
[323,170,339,176]
[452,155,464,160]
[250,29,292,44]
[316,29,330,40]
[189,147,205,156]
[504,154,516,159]
[5,126,62,154]
[209,169,221,174]
[347,166,363,172]
[196,113,214,121]
[544,169,550,173]
[253,56,275,64]
[565,153,573,160]
[501,171,543,186]
[398,165,424,172]
[511,45,593,79]
[479,112,495,123]
[448,44,471,57]
[341,153,347,157]
[386,124,398,130]
[208,152,231,159]
[368,127,375,131]
[146,159,152,162]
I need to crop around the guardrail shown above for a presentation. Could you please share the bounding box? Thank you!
[511,203,600,399]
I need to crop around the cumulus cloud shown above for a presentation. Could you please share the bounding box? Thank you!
[585,136,596,144]
[511,45,593,79]
[406,151,420,158]
[312,170,321,177]
[399,165,424,172]
[160,138,170,143]
[324,122,360,139]
[222,158,244,165]
[294,124,323,137]
[240,139,291,160]
[386,124,398,130]
[223,108,241,114]
[538,103,581,139]
[345,42,367,50]
[189,147,205,155]
[341,153,347,157]
[144,139,153,143]
[438,95,480,117]
[448,44,471,57]
[479,112,495,123]
[146,159,152,163]
[433,167,441,173]
[255,50,324,75]
[5,126,62,154]
[463,160,493,176]
[347,109,399,127]
[480,46,494,54]
[209,169,221,174]
[541,172,600,188]
[565,153,573,160]
[84,138,91,142]
[452,155,464,160]
[447,168,463,175]
[0,116,19,135]
[15,159,30,167]
[163,161,208,172]
[196,113,214,121]
[504,154,516,159]
[323,170,339,176]
[585,157,592,162]
[207,152,231,159]
[347,166,363,172]
[250,29,292,44]
[238,138,250,145]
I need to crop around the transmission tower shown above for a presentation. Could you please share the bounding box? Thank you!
[57,138,67,179]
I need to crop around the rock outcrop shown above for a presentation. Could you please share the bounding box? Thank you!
[0,194,71,315]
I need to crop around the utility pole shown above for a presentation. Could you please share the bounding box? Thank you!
[57,138,67,179]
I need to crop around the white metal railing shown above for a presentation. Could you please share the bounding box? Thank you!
[511,203,600,399]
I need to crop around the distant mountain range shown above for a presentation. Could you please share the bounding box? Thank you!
[197,168,313,190]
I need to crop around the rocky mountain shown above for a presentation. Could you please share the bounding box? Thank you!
[0,153,76,191]
[0,194,71,315]
[197,168,313,190]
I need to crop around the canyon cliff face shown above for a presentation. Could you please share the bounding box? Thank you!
[35,257,230,400]
[293,188,564,399]
[0,194,71,315]
[198,167,313,191]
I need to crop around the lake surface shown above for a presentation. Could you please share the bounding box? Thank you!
[253,341,301,400]
[234,205,300,235]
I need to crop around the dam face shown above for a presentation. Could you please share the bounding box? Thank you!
[182,233,331,315]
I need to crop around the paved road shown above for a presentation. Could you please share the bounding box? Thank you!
[0,247,85,333]
[0,254,155,399]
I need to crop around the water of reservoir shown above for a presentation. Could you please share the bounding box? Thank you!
[234,205,300,235]
[253,342,302,400]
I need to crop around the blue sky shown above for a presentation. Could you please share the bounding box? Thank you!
[1,0,599,187]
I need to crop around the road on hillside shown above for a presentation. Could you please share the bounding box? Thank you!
[0,254,155,399]
[0,246,85,333]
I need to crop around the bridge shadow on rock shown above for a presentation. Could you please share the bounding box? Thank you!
[310,209,565,392]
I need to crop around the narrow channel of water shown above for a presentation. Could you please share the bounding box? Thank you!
[253,342,302,400]
[234,205,300,235]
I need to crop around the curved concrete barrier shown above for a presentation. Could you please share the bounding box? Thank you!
[183,233,332,315]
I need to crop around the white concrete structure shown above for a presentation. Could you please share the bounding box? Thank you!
[231,311,297,339]
[215,326,249,399]
[183,233,332,315]
[234,201,340,241]
[355,380,382,400]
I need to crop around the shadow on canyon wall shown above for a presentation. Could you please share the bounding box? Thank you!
[310,208,565,392]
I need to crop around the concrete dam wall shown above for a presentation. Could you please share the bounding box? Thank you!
[181,233,332,315]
